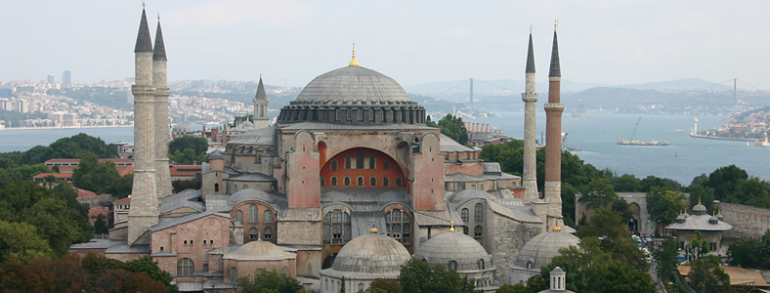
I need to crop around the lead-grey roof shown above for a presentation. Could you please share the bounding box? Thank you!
[413,231,493,273]
[227,126,277,146]
[513,231,579,269]
[294,66,415,105]
[225,172,277,183]
[444,172,519,183]
[105,243,151,254]
[226,188,285,211]
[321,234,411,278]
[665,213,733,231]
[159,189,204,214]
[69,239,125,250]
[134,9,153,52]
[279,122,435,130]
[255,76,268,101]
[150,211,231,232]
[526,33,536,73]
[153,21,166,61]
[440,134,474,152]
[548,31,561,77]
[483,163,501,174]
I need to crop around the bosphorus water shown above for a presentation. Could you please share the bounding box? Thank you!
[1,113,767,185]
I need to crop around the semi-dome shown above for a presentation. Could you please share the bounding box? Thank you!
[227,126,277,147]
[514,231,579,270]
[223,240,296,261]
[227,188,278,206]
[326,234,410,277]
[413,231,491,272]
[277,66,426,126]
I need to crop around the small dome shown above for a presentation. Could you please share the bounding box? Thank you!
[709,216,719,224]
[241,120,254,130]
[223,240,296,261]
[209,150,224,160]
[693,204,707,215]
[717,213,724,221]
[676,214,686,223]
[413,231,491,272]
[330,234,410,276]
[227,188,278,206]
[173,123,192,133]
[515,231,579,270]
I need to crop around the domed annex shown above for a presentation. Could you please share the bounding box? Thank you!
[319,230,411,293]
[666,200,732,253]
[277,64,426,125]
[413,230,498,292]
[509,228,579,285]
[222,239,297,283]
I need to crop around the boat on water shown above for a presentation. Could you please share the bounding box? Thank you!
[618,117,670,146]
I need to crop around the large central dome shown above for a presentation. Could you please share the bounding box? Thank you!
[277,65,426,126]
[295,66,414,105]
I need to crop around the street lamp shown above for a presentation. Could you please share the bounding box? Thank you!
[669,281,681,293]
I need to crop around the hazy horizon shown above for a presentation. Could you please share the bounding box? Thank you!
[2,1,768,90]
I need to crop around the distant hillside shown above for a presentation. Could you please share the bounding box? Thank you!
[612,78,737,91]
[403,79,605,97]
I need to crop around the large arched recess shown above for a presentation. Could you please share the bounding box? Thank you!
[320,147,405,188]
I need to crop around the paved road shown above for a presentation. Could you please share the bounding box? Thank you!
[649,261,666,293]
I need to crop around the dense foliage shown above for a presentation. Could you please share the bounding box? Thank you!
[645,187,687,226]
[426,115,469,145]
[237,269,303,293]
[399,259,476,293]
[0,133,118,166]
[168,136,208,165]
[367,278,403,293]
[576,208,649,270]
[687,256,732,293]
[0,253,176,293]
[0,181,92,259]
[728,228,770,269]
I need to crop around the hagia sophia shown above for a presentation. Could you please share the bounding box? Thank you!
[70,6,580,293]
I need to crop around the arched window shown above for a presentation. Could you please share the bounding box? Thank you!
[359,283,364,291]
[383,177,389,187]
[344,176,351,186]
[478,259,485,269]
[214,183,219,192]
[249,227,259,240]
[233,184,239,192]
[230,266,238,283]
[331,160,338,171]
[264,210,272,224]
[259,105,264,117]
[356,150,364,169]
[235,210,243,223]
[384,160,389,170]
[463,226,469,235]
[256,268,264,276]
[357,176,364,186]
[243,184,248,190]
[331,176,338,186]
[474,225,483,240]
[461,208,469,222]
[448,260,458,271]
[344,156,351,169]
[320,177,325,187]
[395,176,402,187]
[370,177,377,187]
[264,227,272,240]
[475,203,483,222]
[385,209,411,245]
[369,156,376,169]
[178,258,194,276]
[281,267,289,275]
[249,205,258,223]
[323,209,352,244]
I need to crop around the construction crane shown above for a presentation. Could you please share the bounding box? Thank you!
[628,117,642,141]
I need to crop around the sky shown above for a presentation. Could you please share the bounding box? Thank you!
[1,0,768,90]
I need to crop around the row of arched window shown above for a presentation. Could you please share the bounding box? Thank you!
[234,205,273,224]
[321,176,402,187]
[460,203,484,223]
[329,156,390,171]
[249,227,272,240]
[322,208,412,246]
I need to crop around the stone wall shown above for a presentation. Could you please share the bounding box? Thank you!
[491,215,541,285]
[716,202,770,240]
[77,194,116,209]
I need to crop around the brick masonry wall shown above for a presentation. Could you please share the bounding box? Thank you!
[716,202,770,240]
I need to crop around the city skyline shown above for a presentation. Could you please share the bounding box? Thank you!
[1,0,768,90]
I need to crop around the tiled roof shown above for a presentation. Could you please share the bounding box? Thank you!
[665,214,733,231]
[440,134,474,152]
[32,173,71,179]
[88,206,111,216]
[117,166,134,176]
[77,188,97,198]
[113,197,131,204]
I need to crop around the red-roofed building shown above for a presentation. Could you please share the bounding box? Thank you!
[88,206,112,225]
[169,165,201,181]
[117,166,135,176]
[45,158,134,169]
[77,188,97,198]
[32,172,72,183]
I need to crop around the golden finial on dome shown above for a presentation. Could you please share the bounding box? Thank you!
[553,226,562,232]
[369,218,378,234]
[699,196,702,205]
[349,43,359,67]
[449,215,455,232]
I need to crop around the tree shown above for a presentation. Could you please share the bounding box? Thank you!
[110,173,133,198]
[398,259,476,293]
[340,276,346,293]
[690,231,710,258]
[730,177,770,208]
[0,220,53,263]
[646,187,687,226]
[577,208,649,271]
[172,179,200,193]
[94,214,109,234]
[641,175,682,192]
[428,115,469,145]
[368,278,403,293]
[705,165,748,201]
[125,256,178,293]
[238,269,302,293]
[72,154,120,195]
[612,174,642,192]
[687,256,732,293]
[168,136,208,165]
[123,272,169,293]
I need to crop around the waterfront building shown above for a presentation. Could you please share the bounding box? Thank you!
[70,6,576,291]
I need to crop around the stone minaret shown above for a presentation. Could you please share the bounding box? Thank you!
[521,27,539,203]
[153,16,172,199]
[128,7,159,246]
[544,23,564,226]
[253,76,269,129]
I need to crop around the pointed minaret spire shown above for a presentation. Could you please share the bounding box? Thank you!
[548,22,561,77]
[255,75,267,101]
[153,17,167,61]
[253,75,270,128]
[135,9,153,53]
[526,27,536,73]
